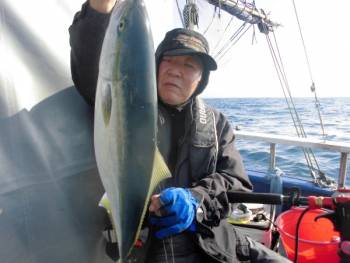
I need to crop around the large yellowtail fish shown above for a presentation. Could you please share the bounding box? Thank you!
[94,0,170,260]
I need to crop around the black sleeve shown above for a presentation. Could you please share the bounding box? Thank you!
[69,2,111,105]
[190,111,253,227]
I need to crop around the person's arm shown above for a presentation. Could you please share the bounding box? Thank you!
[69,0,116,105]
[190,111,253,227]
[149,111,253,237]
[89,0,116,13]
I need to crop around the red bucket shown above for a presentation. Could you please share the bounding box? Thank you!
[275,207,340,262]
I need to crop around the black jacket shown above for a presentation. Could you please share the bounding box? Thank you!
[69,3,253,262]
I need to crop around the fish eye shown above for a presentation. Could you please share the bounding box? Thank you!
[118,19,126,32]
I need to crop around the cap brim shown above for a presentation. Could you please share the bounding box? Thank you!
[163,49,217,71]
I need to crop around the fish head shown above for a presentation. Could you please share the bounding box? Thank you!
[98,0,156,126]
[99,0,154,83]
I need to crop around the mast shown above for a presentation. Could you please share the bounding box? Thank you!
[205,0,280,32]
[182,0,279,33]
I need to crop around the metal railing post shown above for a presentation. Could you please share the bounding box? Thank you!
[339,152,348,188]
[270,143,276,170]
[235,130,350,187]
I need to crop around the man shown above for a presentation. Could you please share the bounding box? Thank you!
[69,1,291,262]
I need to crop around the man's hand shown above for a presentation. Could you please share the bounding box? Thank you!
[148,194,163,217]
[149,187,199,239]
[89,0,117,13]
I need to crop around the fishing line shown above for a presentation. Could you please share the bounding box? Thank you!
[162,239,169,263]
[155,183,175,263]
[170,237,175,263]
[253,213,278,228]
[155,183,169,263]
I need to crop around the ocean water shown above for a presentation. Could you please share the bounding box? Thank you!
[205,97,350,186]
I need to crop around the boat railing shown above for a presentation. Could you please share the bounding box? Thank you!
[235,130,350,188]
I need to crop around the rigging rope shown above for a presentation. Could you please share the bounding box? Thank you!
[197,0,332,187]
[291,0,313,82]
[205,0,273,62]
[176,0,185,28]
[214,22,252,62]
[212,16,235,53]
[265,30,334,188]
[291,0,326,138]
[265,34,315,175]
[202,5,217,35]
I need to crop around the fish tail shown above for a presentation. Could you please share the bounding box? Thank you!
[128,147,171,256]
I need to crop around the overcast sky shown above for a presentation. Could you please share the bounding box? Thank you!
[2,0,350,115]
[147,0,350,98]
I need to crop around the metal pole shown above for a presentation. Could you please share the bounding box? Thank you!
[339,152,348,188]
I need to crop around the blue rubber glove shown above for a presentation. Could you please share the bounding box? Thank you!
[149,187,199,239]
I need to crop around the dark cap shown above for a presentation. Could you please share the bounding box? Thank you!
[155,28,217,71]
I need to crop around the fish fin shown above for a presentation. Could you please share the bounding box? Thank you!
[99,193,119,244]
[149,146,172,191]
[129,147,171,255]
[99,192,112,215]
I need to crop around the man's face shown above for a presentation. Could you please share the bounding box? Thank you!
[158,55,203,106]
